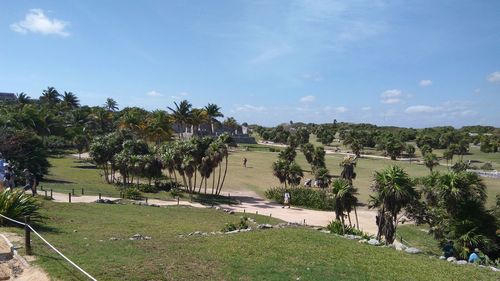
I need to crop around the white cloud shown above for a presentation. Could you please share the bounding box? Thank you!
[487,71,500,83]
[234,104,266,112]
[324,106,348,113]
[147,90,162,97]
[405,105,442,114]
[170,92,189,100]
[361,106,371,111]
[10,9,70,37]
[380,89,403,104]
[419,79,432,87]
[299,95,316,103]
[301,73,322,81]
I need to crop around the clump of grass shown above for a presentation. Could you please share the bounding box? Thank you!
[0,190,42,224]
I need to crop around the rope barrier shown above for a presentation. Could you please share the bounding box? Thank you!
[0,214,97,281]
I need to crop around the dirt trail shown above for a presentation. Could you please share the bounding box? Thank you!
[50,190,379,234]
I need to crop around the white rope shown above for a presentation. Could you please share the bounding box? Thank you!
[0,214,26,226]
[0,214,97,281]
[28,225,97,281]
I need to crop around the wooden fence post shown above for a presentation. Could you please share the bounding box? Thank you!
[24,216,31,255]
[69,193,72,203]
[50,189,53,199]
[99,193,101,200]
[81,188,84,195]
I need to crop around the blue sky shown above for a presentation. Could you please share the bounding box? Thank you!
[1,0,499,128]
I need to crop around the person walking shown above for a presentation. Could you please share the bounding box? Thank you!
[4,166,15,190]
[282,190,291,208]
[23,169,38,196]
[243,157,247,168]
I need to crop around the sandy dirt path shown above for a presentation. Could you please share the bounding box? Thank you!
[50,190,379,234]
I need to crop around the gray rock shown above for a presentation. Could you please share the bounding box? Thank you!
[215,206,221,210]
[258,224,273,229]
[455,260,467,265]
[319,230,331,234]
[229,210,235,215]
[313,226,323,231]
[225,230,240,234]
[439,256,446,260]
[358,239,368,244]
[239,228,252,232]
[447,257,457,262]
[343,234,362,240]
[130,234,151,240]
[405,247,421,254]
[109,237,119,241]
[368,239,381,246]
[489,266,500,272]
[194,231,201,235]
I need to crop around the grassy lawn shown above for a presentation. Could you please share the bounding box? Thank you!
[397,225,442,256]
[6,201,497,280]
[42,146,500,207]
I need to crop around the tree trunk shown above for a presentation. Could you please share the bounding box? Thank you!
[212,168,216,195]
[218,156,229,195]
[347,212,352,227]
[198,176,204,193]
[216,163,222,193]
[354,206,359,230]
[204,176,208,194]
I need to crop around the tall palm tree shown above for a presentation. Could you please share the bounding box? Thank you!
[340,156,357,185]
[189,108,208,135]
[287,162,303,186]
[168,100,192,138]
[301,143,315,165]
[437,171,486,216]
[369,165,417,244]
[272,159,289,187]
[204,103,224,135]
[145,110,173,144]
[16,92,31,105]
[104,98,119,112]
[62,91,80,109]
[40,87,61,105]
[424,153,439,173]
[223,117,239,135]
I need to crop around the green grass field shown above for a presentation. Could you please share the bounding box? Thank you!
[41,145,500,206]
[9,201,497,281]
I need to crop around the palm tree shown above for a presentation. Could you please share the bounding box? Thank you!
[16,92,31,104]
[424,153,439,173]
[272,159,289,187]
[104,98,119,112]
[287,162,303,186]
[204,103,224,135]
[405,144,416,165]
[168,100,192,138]
[40,87,61,105]
[62,91,80,109]
[369,165,417,244]
[189,108,208,135]
[145,110,173,144]
[340,156,357,185]
[301,143,315,165]
[437,171,486,216]
[223,117,239,135]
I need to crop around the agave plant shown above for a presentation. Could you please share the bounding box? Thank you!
[0,190,42,224]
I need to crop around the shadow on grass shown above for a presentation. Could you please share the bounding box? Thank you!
[192,194,239,206]
[71,165,98,169]
[41,179,74,184]
[34,251,88,281]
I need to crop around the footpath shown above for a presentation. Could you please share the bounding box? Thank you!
[49,190,379,234]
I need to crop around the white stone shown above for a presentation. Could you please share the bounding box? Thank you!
[368,239,381,246]
[455,260,467,265]
[447,257,457,262]
[405,247,421,254]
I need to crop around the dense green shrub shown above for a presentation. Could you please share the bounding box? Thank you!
[136,184,159,193]
[122,188,142,200]
[265,186,334,210]
[0,190,42,224]
[327,220,373,239]
[480,163,494,170]
[222,216,248,232]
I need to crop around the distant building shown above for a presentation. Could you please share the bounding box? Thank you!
[0,92,17,102]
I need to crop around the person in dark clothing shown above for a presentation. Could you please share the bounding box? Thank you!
[4,167,14,189]
[443,241,454,258]
[23,169,37,195]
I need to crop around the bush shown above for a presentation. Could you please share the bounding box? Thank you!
[265,186,334,210]
[481,163,494,170]
[222,216,248,232]
[122,188,142,200]
[269,148,280,153]
[155,181,181,192]
[0,190,42,224]
[136,184,159,193]
[327,220,373,239]
[44,135,69,150]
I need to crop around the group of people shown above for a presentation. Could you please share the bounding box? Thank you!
[0,160,38,195]
[443,241,482,264]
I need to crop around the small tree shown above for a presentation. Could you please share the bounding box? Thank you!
[424,153,439,173]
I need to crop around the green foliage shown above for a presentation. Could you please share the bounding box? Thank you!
[0,129,50,181]
[327,220,373,239]
[481,162,494,170]
[136,184,159,193]
[265,186,334,210]
[0,190,42,223]
[121,188,143,200]
[222,216,249,232]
